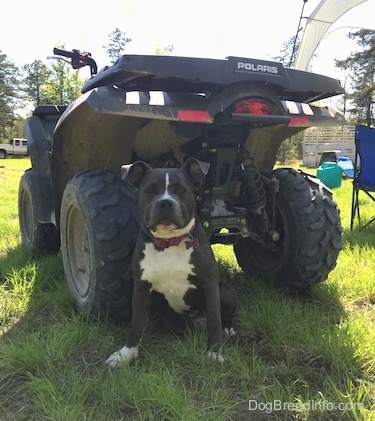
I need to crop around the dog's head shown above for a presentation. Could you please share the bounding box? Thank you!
[121,158,209,237]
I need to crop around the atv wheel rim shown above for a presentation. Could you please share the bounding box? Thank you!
[65,205,91,298]
[20,189,34,245]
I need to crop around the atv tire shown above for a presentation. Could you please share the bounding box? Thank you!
[18,169,60,255]
[60,169,139,322]
[234,168,342,290]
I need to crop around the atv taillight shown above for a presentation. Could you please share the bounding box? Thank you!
[232,99,273,115]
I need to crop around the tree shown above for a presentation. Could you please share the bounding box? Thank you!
[0,51,20,141]
[39,56,83,105]
[335,30,375,127]
[155,44,174,55]
[103,28,132,63]
[22,60,51,105]
[21,47,85,111]
[273,35,314,70]
[273,36,299,67]
[4,116,25,139]
[277,132,303,164]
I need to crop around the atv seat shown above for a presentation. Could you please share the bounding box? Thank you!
[33,105,67,116]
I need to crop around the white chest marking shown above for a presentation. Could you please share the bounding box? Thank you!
[140,241,196,313]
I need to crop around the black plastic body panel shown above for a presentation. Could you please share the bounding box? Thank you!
[25,55,346,229]
[82,55,344,103]
[24,105,67,224]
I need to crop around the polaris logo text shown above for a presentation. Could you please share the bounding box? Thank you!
[237,62,278,74]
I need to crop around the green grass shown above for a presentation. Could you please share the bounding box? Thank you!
[0,158,374,420]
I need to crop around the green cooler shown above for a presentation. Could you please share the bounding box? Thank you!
[316,162,342,188]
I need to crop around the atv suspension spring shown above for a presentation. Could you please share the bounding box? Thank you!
[235,150,266,212]
[235,149,270,233]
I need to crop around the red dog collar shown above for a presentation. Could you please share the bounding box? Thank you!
[152,226,199,250]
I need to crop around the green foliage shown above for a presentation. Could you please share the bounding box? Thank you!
[42,57,82,105]
[3,117,25,139]
[335,30,375,126]
[103,28,132,63]
[0,51,21,141]
[276,133,303,163]
[273,36,300,67]
[0,48,85,121]
[22,60,51,105]
[155,44,175,55]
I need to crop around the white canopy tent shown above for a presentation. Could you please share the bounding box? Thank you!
[294,0,368,70]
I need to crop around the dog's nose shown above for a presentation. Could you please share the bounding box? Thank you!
[158,199,174,208]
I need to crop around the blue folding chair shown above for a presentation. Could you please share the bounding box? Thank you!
[350,125,375,230]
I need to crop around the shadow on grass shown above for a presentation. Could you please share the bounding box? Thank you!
[0,244,71,329]
[0,243,35,283]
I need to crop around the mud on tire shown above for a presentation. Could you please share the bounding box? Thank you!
[60,169,139,321]
[234,168,342,290]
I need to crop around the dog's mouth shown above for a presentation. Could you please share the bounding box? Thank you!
[149,217,196,240]
[153,219,178,231]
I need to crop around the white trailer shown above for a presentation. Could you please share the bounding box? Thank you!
[302,126,355,167]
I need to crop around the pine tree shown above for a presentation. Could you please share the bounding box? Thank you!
[0,51,20,140]
[335,30,375,127]
[103,28,132,63]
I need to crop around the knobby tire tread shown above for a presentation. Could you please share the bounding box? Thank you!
[235,168,342,290]
[62,169,139,321]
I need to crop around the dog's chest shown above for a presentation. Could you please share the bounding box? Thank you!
[140,242,196,313]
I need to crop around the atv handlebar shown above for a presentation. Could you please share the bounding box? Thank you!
[53,47,76,58]
[52,48,97,75]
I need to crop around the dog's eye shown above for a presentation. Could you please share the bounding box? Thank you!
[146,186,154,193]
[176,186,187,194]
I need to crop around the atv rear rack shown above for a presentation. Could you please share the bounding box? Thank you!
[82,55,344,104]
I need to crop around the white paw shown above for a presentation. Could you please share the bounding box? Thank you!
[105,346,139,368]
[208,350,225,363]
[224,327,236,337]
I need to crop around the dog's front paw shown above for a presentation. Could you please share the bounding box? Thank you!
[223,327,236,337]
[207,350,225,363]
[105,346,139,368]
[207,343,225,363]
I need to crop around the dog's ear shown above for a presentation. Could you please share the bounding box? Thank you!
[182,158,210,187]
[121,161,151,188]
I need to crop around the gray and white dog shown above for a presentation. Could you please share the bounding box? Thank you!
[106,158,236,367]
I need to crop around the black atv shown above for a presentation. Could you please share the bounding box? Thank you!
[19,48,345,321]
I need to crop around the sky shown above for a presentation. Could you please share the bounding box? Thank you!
[1,0,375,83]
